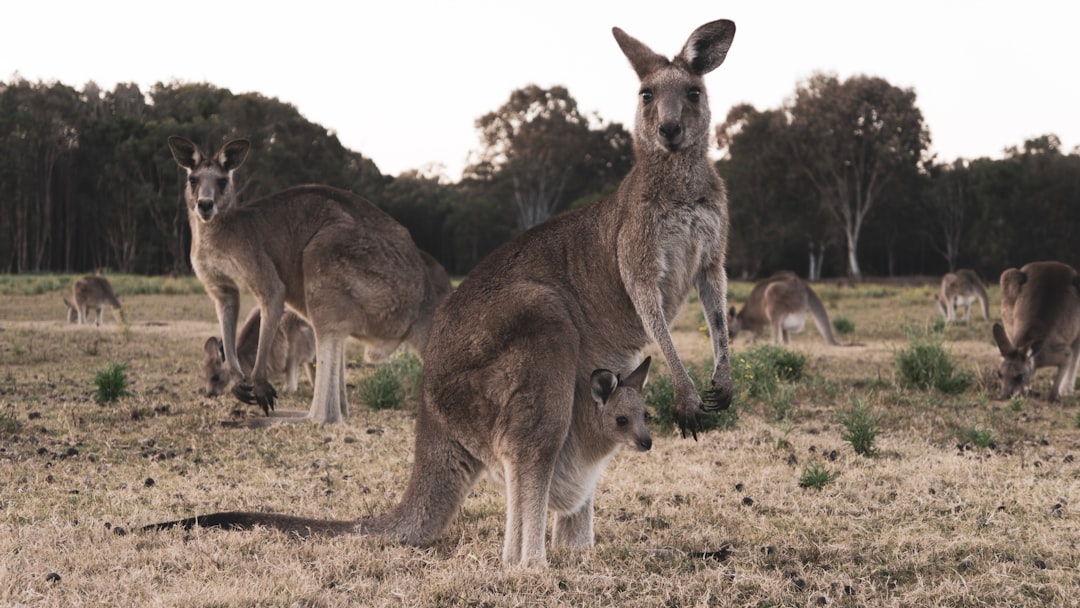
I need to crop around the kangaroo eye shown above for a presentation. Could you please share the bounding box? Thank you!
[210,374,220,383]
[188,176,198,188]
[616,416,629,427]
[217,178,228,191]
[640,89,653,104]
[688,88,701,102]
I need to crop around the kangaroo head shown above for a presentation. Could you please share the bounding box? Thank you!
[590,357,653,452]
[613,20,735,154]
[203,336,231,397]
[63,297,77,323]
[168,136,250,224]
[727,305,742,340]
[992,322,1035,399]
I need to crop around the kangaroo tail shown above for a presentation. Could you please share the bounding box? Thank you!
[806,286,838,345]
[144,511,358,537]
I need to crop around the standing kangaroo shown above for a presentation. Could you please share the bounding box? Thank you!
[148,20,736,567]
[937,269,989,322]
[168,136,450,423]
[992,261,1080,400]
[728,271,837,345]
[64,275,126,326]
[203,307,316,398]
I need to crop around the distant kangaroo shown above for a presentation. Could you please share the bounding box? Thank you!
[168,136,450,423]
[937,269,989,322]
[728,271,837,345]
[63,275,126,326]
[148,20,736,567]
[992,261,1080,400]
[203,307,316,398]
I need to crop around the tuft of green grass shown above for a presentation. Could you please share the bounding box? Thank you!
[832,316,855,335]
[94,361,130,404]
[895,333,972,394]
[357,366,406,411]
[645,362,739,434]
[731,344,806,401]
[356,351,426,411]
[838,398,882,456]
[799,461,840,490]
[956,426,995,449]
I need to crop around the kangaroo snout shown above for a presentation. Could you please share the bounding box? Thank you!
[637,436,653,452]
[658,121,683,146]
[197,199,215,220]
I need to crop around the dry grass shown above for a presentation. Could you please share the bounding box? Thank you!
[2,280,1079,607]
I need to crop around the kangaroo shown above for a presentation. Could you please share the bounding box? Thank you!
[63,275,126,326]
[203,307,316,398]
[727,271,837,345]
[992,261,1080,400]
[148,360,654,538]
[168,136,451,423]
[147,21,737,567]
[937,269,989,322]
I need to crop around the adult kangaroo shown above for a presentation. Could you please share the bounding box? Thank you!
[992,261,1080,400]
[728,271,837,345]
[937,269,989,322]
[203,307,316,398]
[64,275,125,326]
[168,136,450,423]
[148,20,736,567]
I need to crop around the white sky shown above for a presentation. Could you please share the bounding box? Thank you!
[3,1,1077,179]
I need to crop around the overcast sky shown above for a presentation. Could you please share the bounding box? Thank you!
[3,1,1076,179]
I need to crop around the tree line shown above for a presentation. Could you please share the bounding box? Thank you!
[1,76,1076,280]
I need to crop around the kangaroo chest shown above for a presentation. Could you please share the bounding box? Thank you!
[650,200,725,314]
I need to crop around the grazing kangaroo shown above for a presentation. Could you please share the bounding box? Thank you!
[937,269,989,322]
[203,307,316,398]
[992,261,1080,400]
[63,275,126,326]
[728,271,837,345]
[148,20,736,567]
[168,136,450,423]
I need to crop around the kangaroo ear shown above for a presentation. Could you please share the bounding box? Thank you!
[217,139,250,172]
[622,356,651,391]
[992,323,1013,357]
[678,20,736,76]
[612,27,669,80]
[591,369,619,406]
[204,336,224,361]
[168,136,201,170]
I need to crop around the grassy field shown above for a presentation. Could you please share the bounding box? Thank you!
[1,275,1078,607]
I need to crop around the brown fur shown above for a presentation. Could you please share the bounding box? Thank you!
[937,269,989,322]
[148,20,736,568]
[203,307,316,397]
[728,271,837,345]
[64,275,125,326]
[992,261,1080,400]
[168,136,450,423]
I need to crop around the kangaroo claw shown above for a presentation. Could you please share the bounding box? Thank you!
[703,388,732,411]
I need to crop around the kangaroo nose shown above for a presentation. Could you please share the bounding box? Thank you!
[658,121,683,142]
[197,200,214,215]
[639,437,653,451]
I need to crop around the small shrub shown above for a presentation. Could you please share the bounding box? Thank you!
[645,362,738,434]
[895,335,972,394]
[0,412,21,435]
[94,361,130,404]
[357,366,405,411]
[832,316,855,335]
[732,345,806,400]
[838,398,881,456]
[799,461,839,490]
[956,426,995,449]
